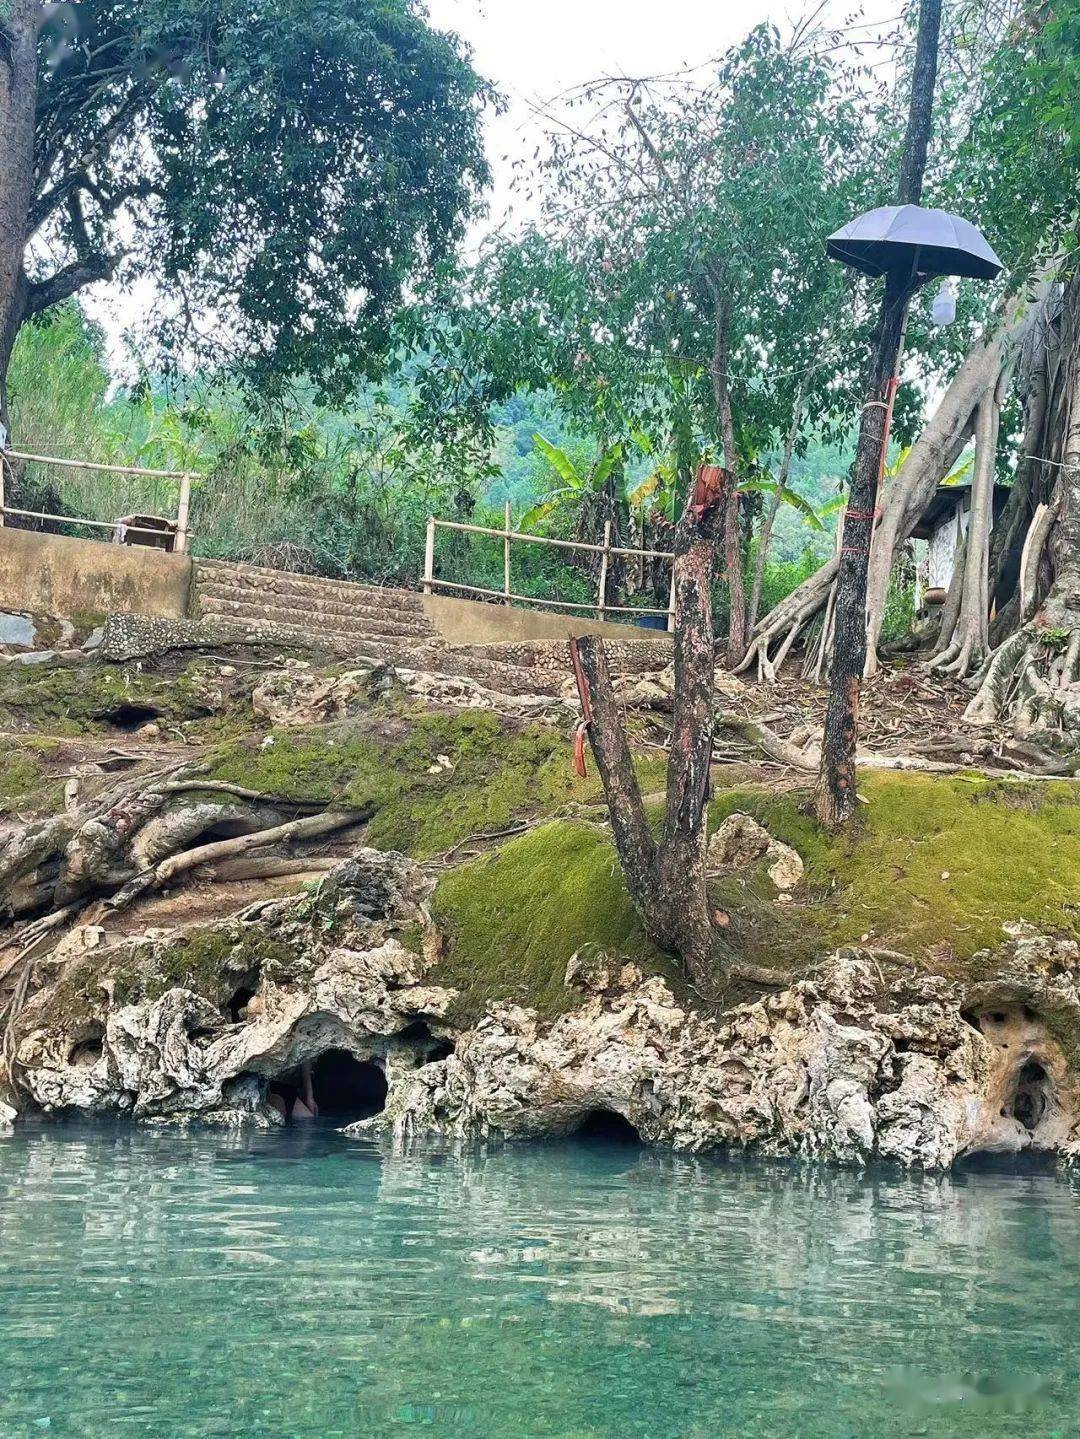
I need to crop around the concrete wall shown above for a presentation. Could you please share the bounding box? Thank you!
[422,591,672,648]
[0,527,191,620]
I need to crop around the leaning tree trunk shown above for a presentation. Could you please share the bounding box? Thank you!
[571,466,784,991]
[966,265,1080,739]
[0,0,37,429]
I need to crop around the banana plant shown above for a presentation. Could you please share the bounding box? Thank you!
[520,434,624,530]
[737,475,831,532]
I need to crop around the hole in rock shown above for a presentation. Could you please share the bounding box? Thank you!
[68,1025,104,1067]
[101,703,161,732]
[574,1109,641,1144]
[196,817,267,844]
[957,1148,1058,1175]
[1012,1060,1050,1132]
[396,1021,454,1065]
[227,986,257,1023]
[310,1050,387,1119]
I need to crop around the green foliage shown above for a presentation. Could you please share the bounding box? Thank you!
[23,0,491,398]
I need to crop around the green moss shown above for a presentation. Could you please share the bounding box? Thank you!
[38,927,300,1032]
[0,663,203,735]
[206,710,665,860]
[707,771,1080,968]
[430,820,671,1022]
[0,739,64,816]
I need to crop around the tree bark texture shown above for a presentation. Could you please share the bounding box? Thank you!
[966,265,1080,735]
[0,0,38,425]
[708,281,747,663]
[815,0,942,826]
[573,469,748,991]
[816,273,914,825]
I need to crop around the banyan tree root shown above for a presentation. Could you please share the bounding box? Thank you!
[0,760,371,926]
[926,388,1002,678]
[964,608,1080,738]
[739,282,1051,684]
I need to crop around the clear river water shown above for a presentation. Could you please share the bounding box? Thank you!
[0,1122,1077,1439]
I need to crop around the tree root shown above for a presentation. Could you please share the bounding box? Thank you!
[965,618,1080,738]
[104,808,367,914]
[0,755,375,926]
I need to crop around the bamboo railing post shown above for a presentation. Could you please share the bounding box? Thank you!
[597,520,612,622]
[503,500,512,604]
[0,454,6,528]
[666,561,676,632]
[423,516,436,595]
[175,472,192,553]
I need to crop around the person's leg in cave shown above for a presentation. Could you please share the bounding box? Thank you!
[291,1061,318,1120]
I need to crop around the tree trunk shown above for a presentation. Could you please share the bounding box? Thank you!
[573,471,722,988]
[571,468,786,991]
[707,282,747,664]
[747,383,808,636]
[815,0,942,827]
[966,265,1080,737]
[0,0,38,429]
[742,285,1049,682]
[926,390,999,674]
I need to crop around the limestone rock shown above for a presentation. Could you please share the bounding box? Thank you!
[11,845,1080,1170]
[619,660,745,711]
[386,938,1080,1169]
[251,664,369,727]
[708,812,805,891]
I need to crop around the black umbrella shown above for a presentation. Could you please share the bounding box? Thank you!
[825,203,1003,281]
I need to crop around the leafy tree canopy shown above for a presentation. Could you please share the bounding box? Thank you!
[11,0,492,399]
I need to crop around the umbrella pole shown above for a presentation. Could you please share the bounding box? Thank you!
[815,0,943,828]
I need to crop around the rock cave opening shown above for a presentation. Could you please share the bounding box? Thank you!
[574,1109,642,1145]
[310,1050,388,1119]
[396,1020,455,1066]
[1011,1060,1050,1133]
[226,985,258,1023]
[100,703,163,732]
[68,1024,104,1068]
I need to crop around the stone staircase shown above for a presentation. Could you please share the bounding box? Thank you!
[193,558,437,659]
[191,557,669,697]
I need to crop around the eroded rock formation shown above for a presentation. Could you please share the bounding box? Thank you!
[8,846,1080,1170]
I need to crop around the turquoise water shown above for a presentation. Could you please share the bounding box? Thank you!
[0,1125,1077,1438]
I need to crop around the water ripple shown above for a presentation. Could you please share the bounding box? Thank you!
[0,1125,1076,1437]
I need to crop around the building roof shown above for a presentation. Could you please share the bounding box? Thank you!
[910,481,1011,540]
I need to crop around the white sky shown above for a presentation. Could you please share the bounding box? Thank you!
[425,0,899,229]
[89,0,900,371]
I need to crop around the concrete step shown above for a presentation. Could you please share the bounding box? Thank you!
[197,587,435,638]
[194,558,424,612]
[197,608,433,656]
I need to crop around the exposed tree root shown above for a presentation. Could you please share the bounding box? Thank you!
[965,614,1080,738]
[0,756,373,930]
